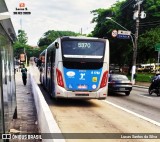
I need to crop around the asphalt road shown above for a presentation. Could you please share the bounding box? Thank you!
[39,84,160,142]
[31,65,160,142]
[107,87,160,123]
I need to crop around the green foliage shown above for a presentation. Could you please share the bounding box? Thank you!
[17,29,28,44]
[25,47,41,59]
[13,30,29,58]
[137,27,160,63]
[38,30,79,47]
[14,29,79,61]
[128,73,153,82]
[91,8,113,37]
[13,29,41,60]
[139,27,160,49]
[91,0,160,66]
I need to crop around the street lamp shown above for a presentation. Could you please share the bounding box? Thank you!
[106,17,135,49]
[106,17,136,84]
[106,17,130,32]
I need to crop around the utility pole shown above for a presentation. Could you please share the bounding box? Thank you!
[106,1,145,84]
[131,0,144,84]
[80,27,82,35]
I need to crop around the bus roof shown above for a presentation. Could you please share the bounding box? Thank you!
[63,36,98,39]
[60,36,107,40]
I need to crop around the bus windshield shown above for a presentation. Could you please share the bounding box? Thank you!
[62,40,105,59]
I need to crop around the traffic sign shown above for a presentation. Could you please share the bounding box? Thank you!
[111,30,118,37]
[118,30,131,35]
[117,34,130,39]
[155,43,160,51]
[117,30,131,39]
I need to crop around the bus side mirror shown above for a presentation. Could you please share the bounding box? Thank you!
[55,42,59,49]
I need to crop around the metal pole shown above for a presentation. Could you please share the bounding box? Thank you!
[20,18,22,30]
[106,17,135,49]
[158,51,160,65]
[131,2,140,84]
[81,28,82,35]
[130,35,135,50]
[106,17,135,37]
[109,18,129,31]
[106,17,136,80]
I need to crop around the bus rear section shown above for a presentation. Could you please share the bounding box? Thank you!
[54,37,109,99]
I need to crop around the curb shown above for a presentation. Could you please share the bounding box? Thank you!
[29,67,66,142]
[133,85,149,89]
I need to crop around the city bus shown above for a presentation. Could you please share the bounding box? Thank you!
[40,36,109,99]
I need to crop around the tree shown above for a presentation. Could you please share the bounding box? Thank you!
[91,0,160,65]
[17,29,28,44]
[13,30,41,62]
[90,1,134,66]
[13,29,29,58]
[138,27,160,63]
[38,30,79,48]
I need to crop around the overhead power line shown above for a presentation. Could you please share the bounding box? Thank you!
[120,0,135,11]
[140,20,160,25]
[139,23,160,27]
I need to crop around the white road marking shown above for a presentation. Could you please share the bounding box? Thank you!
[103,100,160,127]
[136,94,153,99]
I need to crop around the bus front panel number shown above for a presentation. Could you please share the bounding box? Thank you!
[78,43,91,49]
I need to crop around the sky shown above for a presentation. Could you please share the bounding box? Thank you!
[5,0,119,46]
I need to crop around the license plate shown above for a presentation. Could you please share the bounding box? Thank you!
[119,88,126,91]
[75,94,89,96]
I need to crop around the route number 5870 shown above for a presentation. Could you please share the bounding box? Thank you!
[78,43,91,48]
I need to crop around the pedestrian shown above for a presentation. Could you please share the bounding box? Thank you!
[21,64,27,85]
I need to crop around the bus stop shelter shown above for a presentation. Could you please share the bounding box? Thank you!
[0,0,17,137]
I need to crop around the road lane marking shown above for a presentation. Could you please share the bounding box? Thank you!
[103,100,160,127]
[136,94,153,99]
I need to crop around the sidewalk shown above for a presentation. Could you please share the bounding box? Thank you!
[134,81,150,89]
[9,69,41,141]
[135,81,150,87]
